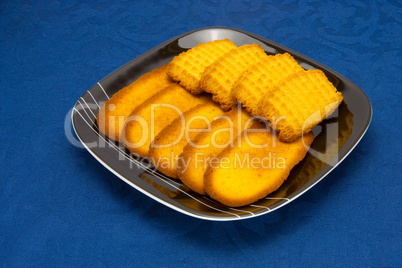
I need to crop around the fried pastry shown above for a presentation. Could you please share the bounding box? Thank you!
[258,69,343,142]
[232,53,303,115]
[148,102,225,178]
[204,123,314,207]
[177,107,254,195]
[97,65,174,141]
[122,84,208,158]
[199,44,268,110]
[167,39,237,94]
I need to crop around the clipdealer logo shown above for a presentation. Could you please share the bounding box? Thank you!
[66,100,341,170]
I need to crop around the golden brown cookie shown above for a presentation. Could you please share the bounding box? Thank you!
[177,107,254,195]
[122,84,209,158]
[97,65,174,141]
[167,39,237,94]
[148,102,225,178]
[204,123,314,207]
[232,53,303,115]
[258,69,343,142]
[199,44,268,110]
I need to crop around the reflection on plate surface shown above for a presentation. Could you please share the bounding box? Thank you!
[72,27,372,221]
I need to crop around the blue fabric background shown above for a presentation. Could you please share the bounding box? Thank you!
[1,0,401,267]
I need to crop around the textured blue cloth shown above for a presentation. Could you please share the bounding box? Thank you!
[1,0,401,267]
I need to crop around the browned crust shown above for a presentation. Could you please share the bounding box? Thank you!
[148,102,224,178]
[96,65,174,141]
[204,128,314,207]
[177,107,254,195]
[122,84,209,158]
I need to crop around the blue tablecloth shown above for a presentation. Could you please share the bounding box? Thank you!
[1,1,401,266]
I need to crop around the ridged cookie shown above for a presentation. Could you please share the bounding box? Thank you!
[122,84,209,158]
[199,44,268,110]
[97,65,174,141]
[232,53,304,115]
[204,122,314,207]
[258,69,343,142]
[148,102,225,178]
[167,39,237,94]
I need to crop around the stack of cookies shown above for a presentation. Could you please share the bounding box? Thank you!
[97,39,343,207]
